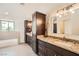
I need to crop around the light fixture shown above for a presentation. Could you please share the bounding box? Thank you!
[59,14,62,18]
[69,9,75,14]
[56,10,62,18]
[56,3,76,17]
[56,13,59,16]
[56,13,62,18]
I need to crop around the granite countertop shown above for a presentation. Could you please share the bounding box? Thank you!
[26,32,32,36]
[37,35,79,54]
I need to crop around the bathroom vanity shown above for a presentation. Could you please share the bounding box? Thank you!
[37,35,79,56]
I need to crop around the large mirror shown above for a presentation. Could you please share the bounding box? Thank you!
[49,4,79,41]
[54,8,79,41]
[64,8,79,41]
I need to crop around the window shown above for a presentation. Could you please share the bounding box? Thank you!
[0,20,15,31]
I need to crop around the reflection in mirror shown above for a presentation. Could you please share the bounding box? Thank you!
[53,17,57,33]
[60,8,79,41]
[64,9,79,35]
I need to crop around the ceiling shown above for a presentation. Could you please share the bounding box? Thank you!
[0,3,71,20]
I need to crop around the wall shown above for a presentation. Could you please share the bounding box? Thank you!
[0,32,19,40]
[16,18,24,43]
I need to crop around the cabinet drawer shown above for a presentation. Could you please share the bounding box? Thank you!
[38,46,46,56]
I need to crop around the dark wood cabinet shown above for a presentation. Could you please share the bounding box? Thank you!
[37,39,79,56]
[24,20,32,33]
[27,35,32,47]
[32,12,46,53]
[37,39,59,56]
[24,20,32,43]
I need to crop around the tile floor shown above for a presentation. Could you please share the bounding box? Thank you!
[0,44,37,56]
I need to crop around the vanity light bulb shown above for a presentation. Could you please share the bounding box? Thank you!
[56,13,59,16]
[56,13,62,18]
[59,14,62,18]
[69,9,75,14]
[71,10,75,14]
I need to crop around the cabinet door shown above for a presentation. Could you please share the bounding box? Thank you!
[46,43,78,56]
[36,12,46,35]
[38,40,57,56]
[27,35,32,47]
[32,34,38,53]
[27,35,29,44]
[45,47,57,56]
[38,45,45,56]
